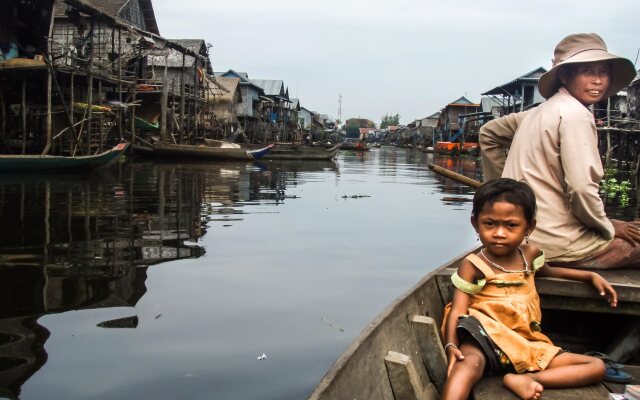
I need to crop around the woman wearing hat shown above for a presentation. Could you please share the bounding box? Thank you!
[480,33,640,269]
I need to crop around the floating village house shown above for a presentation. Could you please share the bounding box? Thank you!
[145,38,213,145]
[207,76,241,138]
[0,0,215,157]
[252,79,291,142]
[481,67,547,115]
[214,70,266,142]
[436,96,480,142]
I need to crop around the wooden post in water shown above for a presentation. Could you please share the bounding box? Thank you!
[160,56,169,143]
[21,77,27,154]
[180,53,186,144]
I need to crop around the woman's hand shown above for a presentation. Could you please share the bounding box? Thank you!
[611,219,640,246]
[446,345,465,376]
[590,272,618,307]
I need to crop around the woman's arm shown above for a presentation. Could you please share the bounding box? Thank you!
[479,111,529,181]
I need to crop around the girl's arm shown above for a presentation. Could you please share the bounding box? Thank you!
[444,259,479,375]
[536,262,617,307]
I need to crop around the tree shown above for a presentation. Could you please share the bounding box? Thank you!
[380,113,400,129]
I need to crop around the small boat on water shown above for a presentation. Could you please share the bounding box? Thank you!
[0,143,128,172]
[340,142,370,151]
[203,140,340,161]
[152,142,273,161]
[308,248,640,399]
[434,141,480,156]
[263,143,340,160]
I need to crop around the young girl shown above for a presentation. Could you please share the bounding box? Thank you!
[441,178,618,400]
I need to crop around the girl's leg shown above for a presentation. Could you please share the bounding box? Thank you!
[442,342,486,400]
[503,353,605,399]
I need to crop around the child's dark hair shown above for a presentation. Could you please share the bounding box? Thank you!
[472,178,537,224]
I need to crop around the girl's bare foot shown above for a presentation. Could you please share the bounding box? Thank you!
[503,373,544,400]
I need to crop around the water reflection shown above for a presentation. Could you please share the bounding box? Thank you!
[0,159,340,398]
[0,149,495,399]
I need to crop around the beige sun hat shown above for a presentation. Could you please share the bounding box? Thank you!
[538,33,636,99]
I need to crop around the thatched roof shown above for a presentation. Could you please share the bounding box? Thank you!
[208,77,240,104]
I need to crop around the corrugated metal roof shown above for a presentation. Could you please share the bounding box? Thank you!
[252,79,284,97]
[482,67,547,96]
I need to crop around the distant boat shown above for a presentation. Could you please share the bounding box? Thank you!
[340,142,370,151]
[204,140,340,161]
[152,142,273,161]
[0,143,128,172]
[434,141,479,156]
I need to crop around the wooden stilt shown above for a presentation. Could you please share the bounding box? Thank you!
[160,56,169,143]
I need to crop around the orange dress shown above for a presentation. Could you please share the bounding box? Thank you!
[443,253,561,373]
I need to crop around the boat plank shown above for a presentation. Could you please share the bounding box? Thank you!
[473,376,610,399]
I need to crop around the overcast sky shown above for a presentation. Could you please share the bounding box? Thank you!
[152,0,639,125]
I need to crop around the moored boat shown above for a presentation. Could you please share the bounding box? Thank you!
[434,141,480,156]
[152,142,273,161]
[0,143,128,172]
[308,248,640,399]
[204,140,340,160]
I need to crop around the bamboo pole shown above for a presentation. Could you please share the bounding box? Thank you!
[0,88,5,145]
[87,21,95,155]
[428,163,482,189]
[118,28,123,142]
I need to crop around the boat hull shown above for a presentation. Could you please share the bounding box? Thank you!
[309,247,640,399]
[263,144,340,160]
[0,143,128,172]
[152,142,273,160]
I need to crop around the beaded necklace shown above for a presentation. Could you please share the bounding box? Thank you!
[480,246,531,275]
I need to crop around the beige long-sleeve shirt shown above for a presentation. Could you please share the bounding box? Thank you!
[479,88,613,262]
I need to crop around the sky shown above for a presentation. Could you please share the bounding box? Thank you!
[152,0,640,125]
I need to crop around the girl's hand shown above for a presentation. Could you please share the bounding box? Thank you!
[591,272,618,307]
[446,346,465,376]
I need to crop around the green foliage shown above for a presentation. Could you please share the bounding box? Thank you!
[600,168,632,207]
[380,113,400,129]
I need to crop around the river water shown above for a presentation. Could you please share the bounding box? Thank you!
[0,147,631,400]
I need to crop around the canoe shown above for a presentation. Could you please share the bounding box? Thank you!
[309,248,640,400]
[203,140,340,161]
[340,143,370,151]
[152,142,273,161]
[0,143,128,172]
[263,143,340,160]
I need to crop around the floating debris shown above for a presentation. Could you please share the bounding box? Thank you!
[341,194,371,199]
[257,353,267,360]
[96,315,139,329]
[321,317,345,332]
[155,314,162,320]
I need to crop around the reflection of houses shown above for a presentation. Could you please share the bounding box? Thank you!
[481,67,546,115]
[436,96,480,141]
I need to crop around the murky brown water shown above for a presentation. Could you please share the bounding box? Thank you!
[0,147,635,399]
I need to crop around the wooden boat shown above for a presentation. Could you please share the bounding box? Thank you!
[0,143,128,172]
[152,142,273,161]
[203,140,340,161]
[309,248,640,399]
[341,142,370,151]
[263,143,340,160]
[434,141,480,156]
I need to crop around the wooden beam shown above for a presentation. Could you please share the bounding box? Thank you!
[411,316,447,392]
[384,351,439,400]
